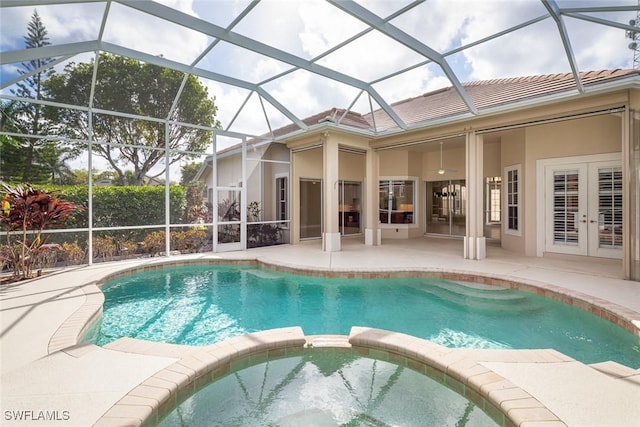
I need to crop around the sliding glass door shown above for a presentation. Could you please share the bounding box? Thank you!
[426,180,466,237]
[339,181,362,235]
[300,179,322,239]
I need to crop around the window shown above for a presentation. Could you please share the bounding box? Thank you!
[379,180,415,224]
[486,176,501,223]
[505,165,520,235]
[276,176,287,224]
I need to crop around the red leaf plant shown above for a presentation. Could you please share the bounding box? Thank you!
[0,183,84,281]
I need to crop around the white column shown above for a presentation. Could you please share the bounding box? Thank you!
[365,148,381,245]
[323,135,341,252]
[625,109,640,280]
[464,131,486,260]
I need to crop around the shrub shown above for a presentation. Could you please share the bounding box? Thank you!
[61,241,86,265]
[171,229,208,253]
[143,231,166,256]
[0,183,83,280]
[93,236,117,262]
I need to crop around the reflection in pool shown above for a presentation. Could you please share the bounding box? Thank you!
[158,351,497,427]
[94,264,640,368]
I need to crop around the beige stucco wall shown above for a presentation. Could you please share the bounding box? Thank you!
[259,143,290,221]
[291,145,323,243]
[339,151,366,181]
[484,139,501,178]
[496,129,526,253]
[522,113,622,256]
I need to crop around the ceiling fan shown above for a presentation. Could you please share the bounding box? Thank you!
[435,141,457,175]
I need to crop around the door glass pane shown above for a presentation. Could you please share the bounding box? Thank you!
[379,181,391,223]
[217,189,241,222]
[427,181,447,234]
[598,167,623,249]
[449,181,466,236]
[300,179,322,239]
[553,170,579,246]
[426,180,465,236]
[484,177,501,240]
[391,181,414,224]
[339,181,361,235]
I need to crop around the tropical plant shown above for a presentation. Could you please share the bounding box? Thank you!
[0,183,83,280]
[247,201,282,248]
[183,184,208,223]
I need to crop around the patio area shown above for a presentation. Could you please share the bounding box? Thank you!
[1,237,639,426]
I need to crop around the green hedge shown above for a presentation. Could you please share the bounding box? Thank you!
[38,184,187,228]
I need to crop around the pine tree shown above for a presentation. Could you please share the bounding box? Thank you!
[4,9,67,184]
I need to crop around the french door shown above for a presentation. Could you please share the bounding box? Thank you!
[545,159,622,258]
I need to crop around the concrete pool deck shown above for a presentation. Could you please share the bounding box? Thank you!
[1,238,639,426]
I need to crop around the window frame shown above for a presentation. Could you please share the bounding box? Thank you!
[275,173,288,228]
[378,177,418,226]
[504,165,521,236]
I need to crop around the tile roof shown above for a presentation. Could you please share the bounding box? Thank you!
[269,108,372,139]
[366,69,640,131]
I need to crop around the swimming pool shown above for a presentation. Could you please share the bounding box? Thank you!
[158,350,497,427]
[93,264,640,367]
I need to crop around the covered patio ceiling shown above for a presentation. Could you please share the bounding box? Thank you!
[1,0,639,139]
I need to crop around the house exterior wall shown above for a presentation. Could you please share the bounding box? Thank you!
[500,129,526,254]
[203,87,636,276]
[200,142,291,226]
[291,145,323,243]
[368,90,629,257]
[523,113,622,256]
[256,143,290,221]
[339,151,365,181]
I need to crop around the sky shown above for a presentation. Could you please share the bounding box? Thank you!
[0,0,637,161]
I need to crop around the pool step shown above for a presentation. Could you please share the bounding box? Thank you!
[245,269,284,280]
[422,279,528,300]
[414,279,541,313]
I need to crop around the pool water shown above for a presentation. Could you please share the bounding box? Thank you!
[158,351,497,427]
[94,264,640,367]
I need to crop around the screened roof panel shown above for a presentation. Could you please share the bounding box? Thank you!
[315,29,428,83]
[388,0,465,53]
[102,2,213,64]
[1,0,638,138]
[156,0,249,28]
[564,15,636,71]
[372,62,450,106]
[262,68,364,119]
[231,0,371,60]
[358,0,415,19]
[455,18,573,81]
[196,40,293,84]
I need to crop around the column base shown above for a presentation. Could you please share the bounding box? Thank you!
[464,236,486,260]
[323,232,341,252]
[365,228,381,246]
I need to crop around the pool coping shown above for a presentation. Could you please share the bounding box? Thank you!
[93,326,574,427]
